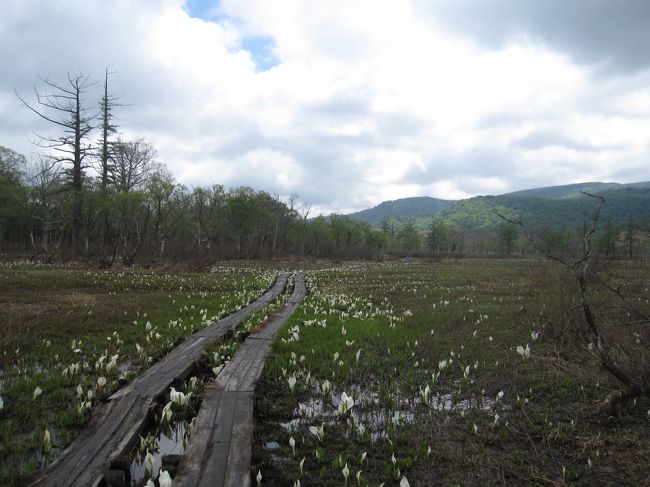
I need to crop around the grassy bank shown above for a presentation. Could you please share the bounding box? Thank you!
[253,259,649,486]
[0,261,276,486]
[1,258,648,486]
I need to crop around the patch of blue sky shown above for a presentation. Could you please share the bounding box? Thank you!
[241,35,279,71]
[185,0,223,21]
[185,0,279,71]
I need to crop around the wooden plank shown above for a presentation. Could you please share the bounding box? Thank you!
[198,391,238,485]
[223,391,254,487]
[176,386,223,486]
[238,343,273,391]
[30,275,287,487]
[248,276,306,341]
[175,391,255,487]
[217,339,264,392]
[39,393,150,487]
[174,274,307,487]
[214,341,254,390]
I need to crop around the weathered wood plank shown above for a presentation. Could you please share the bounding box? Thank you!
[223,391,255,487]
[175,386,224,486]
[43,393,151,487]
[248,277,305,340]
[216,339,264,392]
[30,275,287,487]
[197,390,238,485]
[174,274,306,487]
[110,273,287,401]
[238,345,272,391]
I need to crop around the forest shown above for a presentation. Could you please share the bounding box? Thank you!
[3,137,647,264]
[2,71,649,265]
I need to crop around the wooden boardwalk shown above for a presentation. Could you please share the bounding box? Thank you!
[30,275,288,487]
[174,274,307,487]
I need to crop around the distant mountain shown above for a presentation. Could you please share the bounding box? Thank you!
[343,196,456,226]
[342,182,650,231]
[505,181,650,199]
[439,188,650,230]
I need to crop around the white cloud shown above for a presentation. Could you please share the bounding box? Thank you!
[1,0,649,213]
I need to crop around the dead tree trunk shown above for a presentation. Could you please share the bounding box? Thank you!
[16,72,95,254]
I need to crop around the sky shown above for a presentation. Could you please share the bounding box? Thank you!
[2,0,650,215]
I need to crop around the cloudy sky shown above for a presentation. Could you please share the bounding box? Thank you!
[2,0,650,214]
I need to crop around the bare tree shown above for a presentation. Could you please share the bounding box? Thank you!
[98,68,121,190]
[298,201,312,256]
[115,191,151,266]
[25,158,66,252]
[16,72,95,252]
[109,137,157,192]
[497,192,649,413]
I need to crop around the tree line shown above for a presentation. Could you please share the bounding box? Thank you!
[0,66,389,263]
[1,70,647,264]
[378,216,648,259]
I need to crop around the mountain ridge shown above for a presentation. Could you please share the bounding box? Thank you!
[342,181,650,230]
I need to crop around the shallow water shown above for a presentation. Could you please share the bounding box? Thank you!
[279,384,415,442]
[263,440,281,450]
[278,382,496,443]
[129,421,186,486]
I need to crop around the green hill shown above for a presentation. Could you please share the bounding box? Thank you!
[505,181,650,199]
[343,196,456,226]
[436,188,650,230]
[343,182,650,231]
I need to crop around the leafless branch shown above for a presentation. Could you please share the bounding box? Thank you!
[497,193,649,412]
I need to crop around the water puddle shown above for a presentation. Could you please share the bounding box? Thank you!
[279,385,415,442]
[278,382,496,443]
[129,421,187,486]
[263,441,281,451]
[430,387,496,413]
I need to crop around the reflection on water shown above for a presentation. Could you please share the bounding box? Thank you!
[278,382,496,443]
[129,421,186,486]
